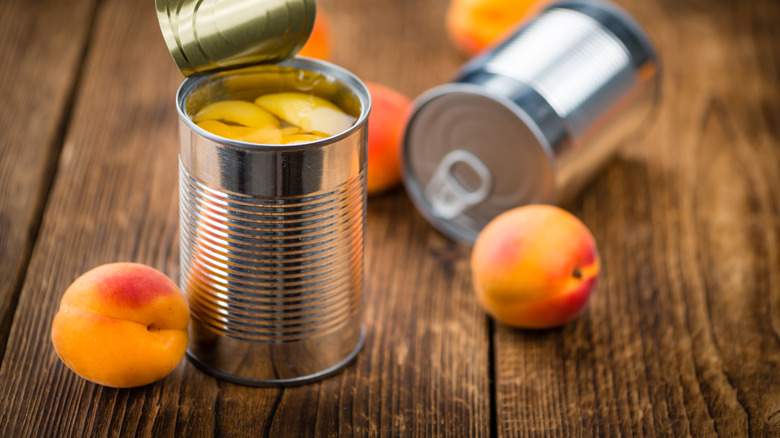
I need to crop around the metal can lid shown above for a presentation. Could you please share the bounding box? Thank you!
[156,0,316,76]
[402,84,556,245]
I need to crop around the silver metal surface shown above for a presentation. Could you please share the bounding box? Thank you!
[403,0,660,245]
[176,58,370,385]
[156,0,316,76]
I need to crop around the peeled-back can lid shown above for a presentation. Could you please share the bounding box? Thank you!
[156,0,316,76]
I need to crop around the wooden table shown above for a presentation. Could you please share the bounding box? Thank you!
[1,0,778,435]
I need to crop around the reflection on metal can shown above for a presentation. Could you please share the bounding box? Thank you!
[403,0,660,245]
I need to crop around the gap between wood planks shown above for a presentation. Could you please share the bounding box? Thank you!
[488,317,498,438]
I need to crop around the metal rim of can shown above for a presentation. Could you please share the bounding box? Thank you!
[175,57,372,151]
[186,329,366,387]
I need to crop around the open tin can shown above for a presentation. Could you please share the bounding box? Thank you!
[403,0,660,245]
[157,0,370,386]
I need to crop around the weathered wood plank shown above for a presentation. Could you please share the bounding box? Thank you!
[493,0,780,436]
[0,0,97,362]
[0,0,188,434]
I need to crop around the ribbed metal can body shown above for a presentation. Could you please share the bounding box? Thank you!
[403,0,660,245]
[176,58,370,385]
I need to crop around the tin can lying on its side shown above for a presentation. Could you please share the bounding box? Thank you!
[402,0,660,245]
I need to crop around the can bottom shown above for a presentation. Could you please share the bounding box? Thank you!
[186,326,366,387]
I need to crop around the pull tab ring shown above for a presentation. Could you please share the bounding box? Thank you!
[424,150,492,220]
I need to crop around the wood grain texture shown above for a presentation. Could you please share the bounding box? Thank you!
[0,0,186,434]
[325,0,464,98]
[0,0,490,436]
[493,0,780,436]
[1,0,778,435]
[0,0,96,362]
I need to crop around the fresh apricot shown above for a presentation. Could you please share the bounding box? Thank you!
[365,82,412,195]
[298,9,331,60]
[51,263,190,388]
[471,205,599,328]
[446,0,550,56]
